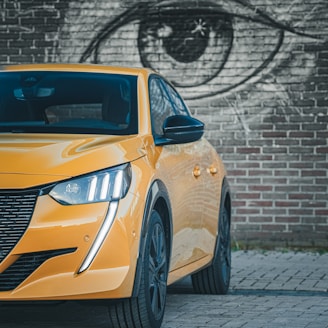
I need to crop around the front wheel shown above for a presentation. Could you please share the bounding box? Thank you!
[192,180,231,294]
[108,210,168,328]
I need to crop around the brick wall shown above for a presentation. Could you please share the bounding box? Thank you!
[1,0,328,249]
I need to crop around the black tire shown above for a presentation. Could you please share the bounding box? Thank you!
[191,180,231,294]
[108,210,168,328]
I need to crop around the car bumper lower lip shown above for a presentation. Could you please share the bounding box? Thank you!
[0,265,130,300]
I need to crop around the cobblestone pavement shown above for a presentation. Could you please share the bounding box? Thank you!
[164,251,328,328]
[0,251,327,328]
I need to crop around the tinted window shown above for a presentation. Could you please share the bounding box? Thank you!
[149,77,175,136]
[0,71,138,135]
[162,81,190,116]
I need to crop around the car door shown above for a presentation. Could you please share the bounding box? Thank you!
[163,81,222,262]
[149,76,207,271]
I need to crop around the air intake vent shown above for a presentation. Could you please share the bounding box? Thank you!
[0,190,38,263]
[0,248,77,291]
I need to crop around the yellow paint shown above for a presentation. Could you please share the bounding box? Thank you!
[0,64,226,301]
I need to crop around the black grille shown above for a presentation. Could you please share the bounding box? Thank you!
[0,190,38,263]
[0,248,77,291]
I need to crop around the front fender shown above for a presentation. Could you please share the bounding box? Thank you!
[132,180,172,297]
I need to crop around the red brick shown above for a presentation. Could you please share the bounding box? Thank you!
[315,209,328,216]
[226,169,246,176]
[317,147,328,153]
[289,131,314,138]
[302,201,326,208]
[248,185,273,192]
[262,224,286,232]
[231,216,247,223]
[237,147,261,154]
[302,217,327,224]
[236,162,260,169]
[249,155,273,161]
[263,147,287,154]
[275,201,299,207]
[289,225,314,233]
[249,170,273,176]
[263,208,287,215]
[317,132,328,138]
[276,217,300,223]
[275,186,299,192]
[263,178,287,184]
[236,208,261,215]
[274,170,299,177]
[290,209,314,216]
[289,162,314,169]
[302,170,326,177]
[235,193,260,199]
[234,223,260,231]
[263,131,287,138]
[249,201,273,207]
[232,201,246,207]
[249,217,273,223]
[288,193,313,200]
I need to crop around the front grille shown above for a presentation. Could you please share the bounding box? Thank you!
[0,248,77,291]
[0,191,38,263]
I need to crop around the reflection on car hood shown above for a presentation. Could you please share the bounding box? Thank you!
[0,134,146,188]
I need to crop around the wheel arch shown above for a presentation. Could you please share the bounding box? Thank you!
[213,177,232,263]
[132,179,172,297]
[222,177,232,219]
[215,176,232,254]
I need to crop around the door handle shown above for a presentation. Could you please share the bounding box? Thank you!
[193,165,201,178]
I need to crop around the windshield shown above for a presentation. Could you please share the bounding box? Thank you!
[0,71,138,135]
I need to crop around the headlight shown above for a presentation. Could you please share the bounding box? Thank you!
[49,164,131,205]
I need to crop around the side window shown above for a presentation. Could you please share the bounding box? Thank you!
[149,77,175,136]
[162,81,190,116]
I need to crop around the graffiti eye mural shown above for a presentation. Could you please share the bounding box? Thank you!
[79,0,319,100]
[138,7,233,89]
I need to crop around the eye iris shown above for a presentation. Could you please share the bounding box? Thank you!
[138,10,233,87]
[162,17,210,63]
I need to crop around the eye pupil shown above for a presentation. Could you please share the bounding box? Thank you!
[161,17,210,64]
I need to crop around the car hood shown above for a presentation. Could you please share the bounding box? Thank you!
[0,134,147,188]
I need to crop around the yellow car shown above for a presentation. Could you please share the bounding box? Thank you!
[0,64,231,328]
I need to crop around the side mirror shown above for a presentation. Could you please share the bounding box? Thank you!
[155,115,204,146]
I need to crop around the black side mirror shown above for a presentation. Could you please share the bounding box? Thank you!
[155,115,204,146]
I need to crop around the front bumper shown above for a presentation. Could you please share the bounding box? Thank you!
[0,190,143,301]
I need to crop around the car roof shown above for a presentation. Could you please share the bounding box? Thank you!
[1,63,155,78]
